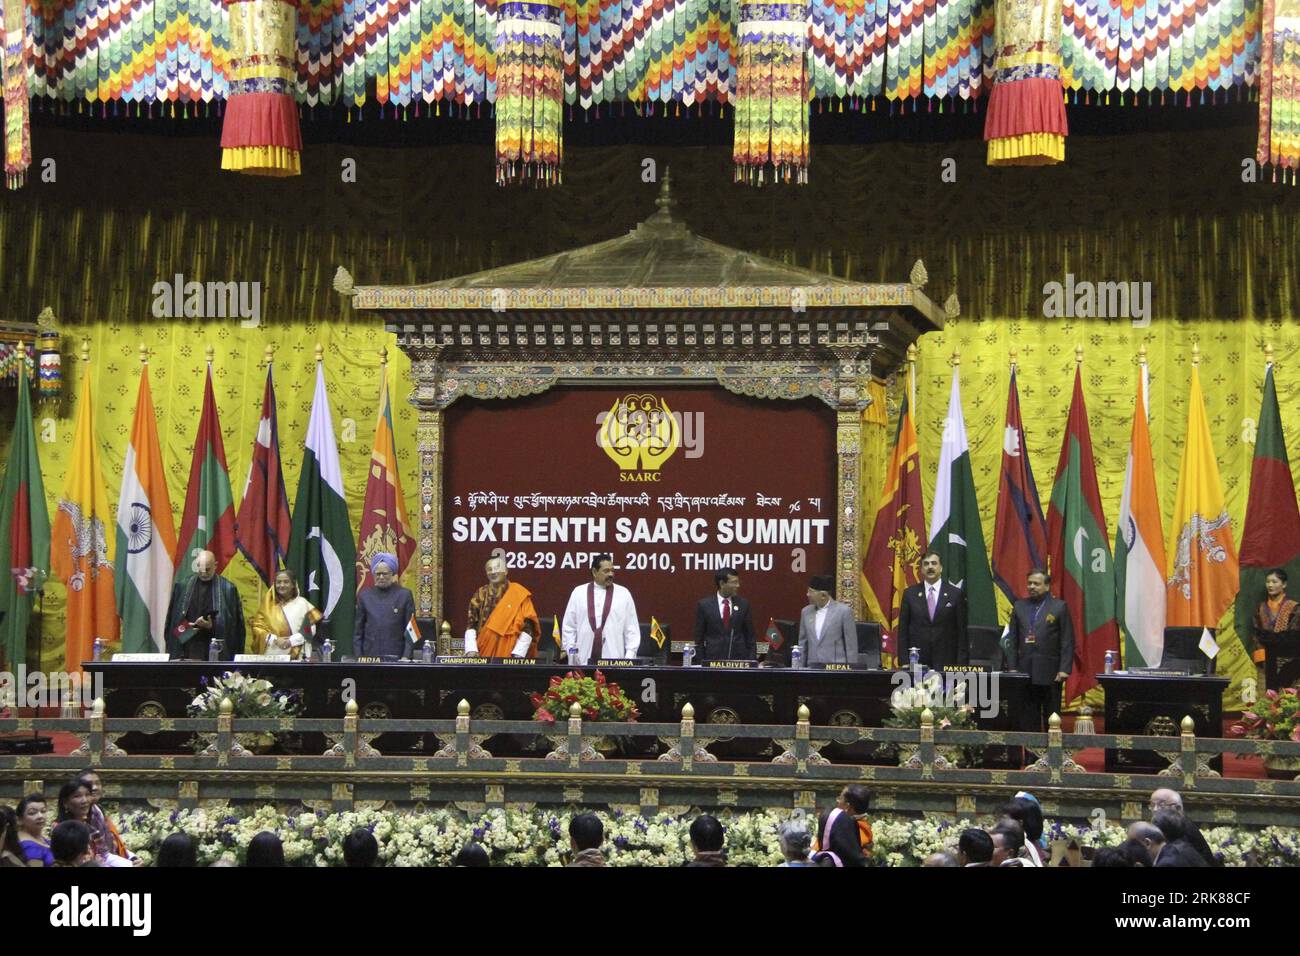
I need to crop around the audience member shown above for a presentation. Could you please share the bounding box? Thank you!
[922,850,960,867]
[15,794,51,867]
[1126,822,1167,864]
[453,844,490,867]
[990,819,1031,867]
[566,813,606,867]
[77,767,136,865]
[0,807,27,867]
[1090,847,1134,867]
[156,832,198,867]
[1149,788,1218,866]
[777,819,815,867]
[1114,838,1153,867]
[344,828,380,867]
[55,779,92,825]
[244,831,286,867]
[1151,810,1208,867]
[813,785,873,866]
[958,828,994,866]
[1002,794,1047,865]
[685,815,727,867]
[50,820,95,867]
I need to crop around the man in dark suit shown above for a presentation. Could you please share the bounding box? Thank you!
[1005,568,1074,731]
[693,567,755,661]
[897,551,969,669]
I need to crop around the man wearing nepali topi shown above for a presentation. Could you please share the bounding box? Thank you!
[463,556,541,658]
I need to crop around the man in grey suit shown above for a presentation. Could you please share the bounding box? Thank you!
[797,575,858,665]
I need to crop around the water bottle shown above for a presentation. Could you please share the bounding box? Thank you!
[207,637,221,662]
[909,646,920,669]
[320,637,334,662]
[421,640,435,664]
[92,638,104,662]
[567,644,579,665]
[683,645,695,667]
[1104,650,1115,674]
[791,645,803,669]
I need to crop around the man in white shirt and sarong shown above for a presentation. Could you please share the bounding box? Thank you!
[561,554,641,665]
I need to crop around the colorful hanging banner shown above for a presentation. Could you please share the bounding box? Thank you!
[220,0,303,175]
[494,0,564,184]
[984,0,1069,165]
[732,0,810,184]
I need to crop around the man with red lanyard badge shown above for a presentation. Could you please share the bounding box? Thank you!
[1005,568,1074,732]
[561,554,642,665]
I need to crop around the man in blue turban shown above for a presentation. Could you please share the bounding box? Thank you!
[354,552,416,659]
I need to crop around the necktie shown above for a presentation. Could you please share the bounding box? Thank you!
[927,586,937,621]
[722,599,732,632]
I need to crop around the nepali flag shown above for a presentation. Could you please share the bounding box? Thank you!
[236,363,292,587]
[992,365,1048,605]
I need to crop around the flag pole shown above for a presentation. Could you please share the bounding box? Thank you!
[906,342,917,412]
[1009,344,1017,376]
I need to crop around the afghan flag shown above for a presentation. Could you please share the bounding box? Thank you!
[175,363,236,575]
[51,361,118,672]
[991,366,1048,605]
[0,371,50,668]
[1166,364,1239,629]
[288,362,357,656]
[115,365,179,654]
[356,369,414,591]
[1236,362,1300,662]
[928,367,998,627]
[1047,367,1118,704]
[235,364,292,586]
[863,390,927,658]
[1115,364,1167,668]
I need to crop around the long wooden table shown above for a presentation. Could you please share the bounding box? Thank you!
[85,661,1031,763]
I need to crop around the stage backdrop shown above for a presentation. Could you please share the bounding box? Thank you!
[443,388,837,650]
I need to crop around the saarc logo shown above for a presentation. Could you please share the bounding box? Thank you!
[598,394,682,481]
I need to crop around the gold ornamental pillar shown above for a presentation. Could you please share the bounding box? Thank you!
[831,340,871,618]
[411,348,445,621]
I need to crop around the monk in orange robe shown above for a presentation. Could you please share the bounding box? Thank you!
[463,557,541,658]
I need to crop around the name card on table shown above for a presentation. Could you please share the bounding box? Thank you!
[595,659,649,668]
[437,656,490,665]
[498,657,538,666]
[109,653,171,663]
[810,662,870,672]
[942,664,988,674]
[705,660,758,669]
[234,654,291,663]
[355,657,384,664]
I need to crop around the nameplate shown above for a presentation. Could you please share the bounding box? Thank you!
[233,654,290,663]
[670,641,695,654]
[108,653,171,663]
[437,656,490,665]
[942,664,988,674]
[1117,669,1196,678]
[498,657,538,665]
[810,662,869,672]
[756,642,770,655]
[595,659,648,667]
[355,657,384,664]
[705,660,758,669]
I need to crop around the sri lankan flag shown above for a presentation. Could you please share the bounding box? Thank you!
[863,390,926,664]
[649,617,667,649]
[356,366,415,591]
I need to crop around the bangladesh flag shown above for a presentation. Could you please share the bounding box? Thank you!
[175,363,236,574]
[0,372,51,668]
[1235,363,1300,662]
[1048,367,1119,704]
[288,363,357,656]
[928,366,998,627]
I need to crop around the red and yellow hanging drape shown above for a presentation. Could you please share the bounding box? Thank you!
[983,0,1068,166]
[220,0,303,176]
[732,0,810,185]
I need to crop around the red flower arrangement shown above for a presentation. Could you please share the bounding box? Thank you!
[1230,687,1300,741]
[530,669,640,724]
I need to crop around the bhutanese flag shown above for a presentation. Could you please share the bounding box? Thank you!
[1235,361,1300,662]
[649,617,667,649]
[115,363,178,654]
[357,366,415,591]
[175,362,236,574]
[765,617,785,651]
[1115,363,1167,668]
[1166,362,1239,629]
[552,614,562,649]
[0,369,50,668]
[862,389,927,660]
[51,360,118,672]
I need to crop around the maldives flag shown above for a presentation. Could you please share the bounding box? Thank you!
[175,363,237,575]
[992,366,1048,604]
[863,390,927,659]
[0,371,51,668]
[1047,367,1119,704]
[235,364,292,586]
[356,369,414,591]
[1235,362,1300,662]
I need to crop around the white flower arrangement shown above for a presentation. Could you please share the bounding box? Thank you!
[105,804,1300,867]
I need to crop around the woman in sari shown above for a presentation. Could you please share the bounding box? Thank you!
[252,570,323,660]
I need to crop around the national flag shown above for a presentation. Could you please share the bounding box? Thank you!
[765,617,785,651]
[1047,366,1119,704]
[928,365,998,627]
[1235,361,1300,663]
[175,363,236,574]
[405,613,422,646]
[863,388,927,659]
[287,362,358,656]
[51,360,118,672]
[356,367,414,590]
[552,614,562,649]
[1115,363,1167,668]
[114,364,179,654]
[235,363,292,587]
[649,616,667,649]
[991,366,1048,604]
[0,369,51,668]
[1166,361,1239,629]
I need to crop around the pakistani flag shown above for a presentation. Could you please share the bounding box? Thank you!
[288,363,357,656]
[928,367,998,626]
[0,371,51,668]
[115,365,179,653]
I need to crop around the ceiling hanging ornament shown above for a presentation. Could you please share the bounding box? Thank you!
[983,0,1068,166]
[732,0,811,185]
[494,0,564,186]
[1,0,30,189]
[1256,0,1300,183]
[219,0,303,176]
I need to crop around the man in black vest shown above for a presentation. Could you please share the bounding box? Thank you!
[1005,568,1074,731]
[693,567,755,661]
[897,551,969,669]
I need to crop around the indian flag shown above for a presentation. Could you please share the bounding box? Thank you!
[115,365,178,653]
[1115,363,1166,668]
